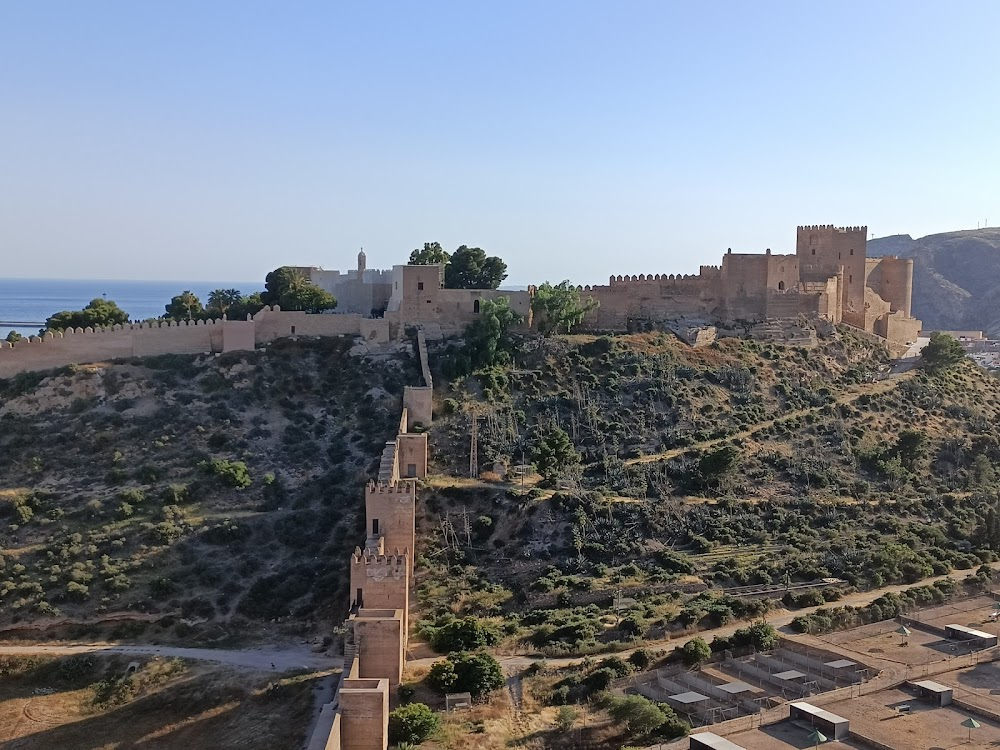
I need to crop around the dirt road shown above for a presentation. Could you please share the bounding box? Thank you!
[0,643,342,672]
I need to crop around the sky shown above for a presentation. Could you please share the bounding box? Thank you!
[2,1,999,286]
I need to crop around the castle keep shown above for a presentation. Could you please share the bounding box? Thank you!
[575,225,921,352]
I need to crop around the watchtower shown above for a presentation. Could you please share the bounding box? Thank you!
[364,481,416,575]
[350,549,409,631]
[796,225,867,325]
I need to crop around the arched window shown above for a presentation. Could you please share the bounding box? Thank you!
[778,281,785,291]
[811,248,816,255]
[473,299,480,314]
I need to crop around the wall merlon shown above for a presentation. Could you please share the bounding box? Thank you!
[365,481,414,497]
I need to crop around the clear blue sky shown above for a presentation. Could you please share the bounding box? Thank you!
[2,1,998,285]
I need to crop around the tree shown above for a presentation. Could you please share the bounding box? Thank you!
[409,242,450,266]
[444,246,507,289]
[260,267,337,312]
[893,429,927,470]
[427,659,458,694]
[46,298,130,331]
[206,288,244,317]
[922,332,966,372]
[533,426,580,483]
[732,621,779,651]
[428,652,504,699]
[463,297,521,370]
[226,292,265,321]
[430,617,501,653]
[679,637,711,667]
[5,331,23,344]
[974,503,1000,552]
[164,291,204,321]
[531,281,600,335]
[697,446,742,489]
[388,702,440,744]
[606,695,668,736]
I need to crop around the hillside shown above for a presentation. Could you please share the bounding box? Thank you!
[0,337,420,643]
[869,227,1000,336]
[418,330,1000,656]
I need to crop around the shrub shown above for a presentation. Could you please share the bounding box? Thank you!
[679,637,711,667]
[429,617,501,653]
[428,652,504,699]
[388,702,439,744]
[200,459,252,489]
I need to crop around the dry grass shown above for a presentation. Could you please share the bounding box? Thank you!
[0,654,318,749]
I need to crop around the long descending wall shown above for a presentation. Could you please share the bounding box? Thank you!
[308,339,433,750]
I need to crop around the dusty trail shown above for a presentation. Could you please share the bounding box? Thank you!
[0,642,342,672]
[625,371,911,467]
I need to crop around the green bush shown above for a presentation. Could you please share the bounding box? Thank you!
[200,459,252,489]
[429,617,501,653]
[388,702,439,744]
[427,651,504,699]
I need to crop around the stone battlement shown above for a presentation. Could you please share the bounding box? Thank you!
[365,481,414,497]
[797,224,867,233]
[351,548,409,567]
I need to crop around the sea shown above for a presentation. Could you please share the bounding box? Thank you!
[0,278,263,339]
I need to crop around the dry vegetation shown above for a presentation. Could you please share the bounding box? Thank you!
[0,337,420,644]
[418,329,1000,657]
[0,653,317,749]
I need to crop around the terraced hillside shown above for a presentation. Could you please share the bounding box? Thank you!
[417,329,1000,656]
[0,337,420,643]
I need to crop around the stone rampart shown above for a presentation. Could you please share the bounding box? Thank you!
[0,318,252,379]
[0,308,393,379]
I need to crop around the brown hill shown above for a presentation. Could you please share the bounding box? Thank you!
[868,228,1000,336]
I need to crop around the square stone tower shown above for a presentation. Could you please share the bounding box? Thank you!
[796,225,867,327]
[364,482,416,575]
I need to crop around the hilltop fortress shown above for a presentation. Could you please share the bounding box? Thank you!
[574,224,921,350]
[0,223,921,379]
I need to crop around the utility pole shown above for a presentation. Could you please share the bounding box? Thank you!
[469,410,479,478]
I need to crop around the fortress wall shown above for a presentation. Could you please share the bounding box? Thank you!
[0,328,134,378]
[866,256,913,317]
[251,308,364,342]
[764,290,825,319]
[403,386,433,428]
[352,610,404,687]
[338,678,389,750]
[878,309,922,347]
[721,254,769,299]
[767,254,800,291]
[0,319,254,378]
[396,433,428,480]
[581,275,717,330]
[0,309,382,379]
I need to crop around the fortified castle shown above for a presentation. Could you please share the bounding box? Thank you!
[573,225,921,351]
[0,223,921,379]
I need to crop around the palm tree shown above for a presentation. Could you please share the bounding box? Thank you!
[207,288,243,316]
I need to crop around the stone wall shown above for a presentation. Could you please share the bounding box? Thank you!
[0,308,392,379]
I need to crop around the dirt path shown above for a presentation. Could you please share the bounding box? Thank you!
[0,643,342,672]
[625,372,911,466]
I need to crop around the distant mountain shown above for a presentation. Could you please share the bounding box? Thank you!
[868,228,1000,337]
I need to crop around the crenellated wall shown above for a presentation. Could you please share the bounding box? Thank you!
[0,308,393,379]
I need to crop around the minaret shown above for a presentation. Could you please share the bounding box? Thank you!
[357,248,367,276]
